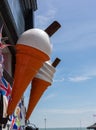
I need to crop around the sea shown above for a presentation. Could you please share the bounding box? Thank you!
[2,127,88,130]
[39,128,87,130]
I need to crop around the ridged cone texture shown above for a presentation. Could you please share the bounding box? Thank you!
[7,44,49,115]
[26,77,51,120]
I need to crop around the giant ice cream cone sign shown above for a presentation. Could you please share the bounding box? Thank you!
[26,58,61,120]
[7,28,52,115]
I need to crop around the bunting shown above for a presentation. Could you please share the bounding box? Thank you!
[0,77,12,99]
[10,101,24,130]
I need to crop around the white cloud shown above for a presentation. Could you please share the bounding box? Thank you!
[53,78,65,82]
[44,93,56,101]
[68,76,91,82]
[53,65,96,83]
[67,66,96,82]
[39,108,96,115]
[83,66,96,77]
[53,21,96,52]
[35,9,56,28]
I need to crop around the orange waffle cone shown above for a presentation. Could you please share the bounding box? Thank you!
[26,77,51,120]
[7,44,49,115]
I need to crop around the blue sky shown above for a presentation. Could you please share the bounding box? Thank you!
[24,0,96,128]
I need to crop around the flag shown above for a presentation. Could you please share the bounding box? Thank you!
[0,77,12,99]
[10,115,17,130]
[18,102,23,120]
[18,98,26,126]
[10,108,21,130]
[10,101,24,130]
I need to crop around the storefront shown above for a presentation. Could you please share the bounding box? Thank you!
[0,0,37,79]
[0,1,37,129]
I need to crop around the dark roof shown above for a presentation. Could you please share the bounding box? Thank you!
[20,0,37,12]
[87,123,96,129]
[0,0,37,44]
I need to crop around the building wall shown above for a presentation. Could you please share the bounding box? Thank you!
[0,0,37,81]
[7,0,25,35]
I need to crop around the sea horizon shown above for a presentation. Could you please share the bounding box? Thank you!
[39,127,87,130]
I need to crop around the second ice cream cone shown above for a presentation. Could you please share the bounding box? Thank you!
[26,61,56,120]
[26,77,51,120]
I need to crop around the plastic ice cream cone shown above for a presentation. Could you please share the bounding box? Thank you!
[26,61,56,120]
[7,29,52,115]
